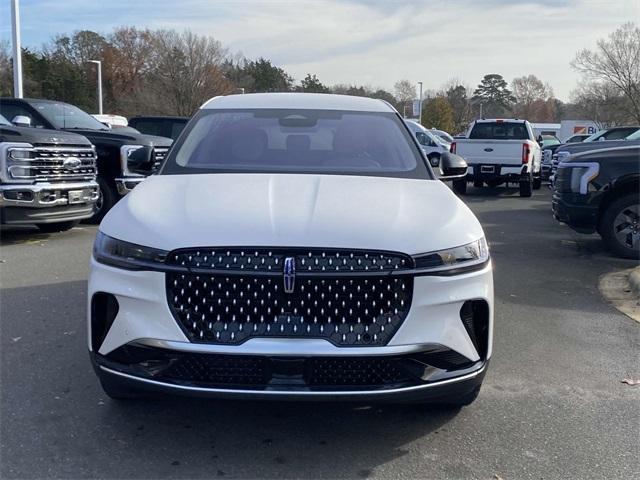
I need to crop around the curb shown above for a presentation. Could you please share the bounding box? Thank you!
[629,266,640,298]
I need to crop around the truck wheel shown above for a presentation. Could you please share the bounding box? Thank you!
[533,174,542,190]
[519,174,533,197]
[89,177,118,224]
[452,179,467,195]
[37,220,79,233]
[600,194,640,259]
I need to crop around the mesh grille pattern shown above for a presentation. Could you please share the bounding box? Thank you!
[166,248,412,273]
[162,355,269,386]
[307,357,410,386]
[167,272,412,346]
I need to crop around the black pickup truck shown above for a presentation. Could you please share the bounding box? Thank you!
[128,116,188,141]
[0,113,98,232]
[0,98,173,222]
[552,144,640,259]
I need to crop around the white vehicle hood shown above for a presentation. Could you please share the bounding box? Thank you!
[101,173,484,255]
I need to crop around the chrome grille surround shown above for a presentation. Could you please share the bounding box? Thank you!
[6,146,96,182]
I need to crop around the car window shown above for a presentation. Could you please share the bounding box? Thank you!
[469,122,529,140]
[164,109,430,179]
[30,101,108,130]
[604,128,639,140]
[132,120,162,136]
[0,103,47,128]
[170,121,186,140]
[415,131,430,146]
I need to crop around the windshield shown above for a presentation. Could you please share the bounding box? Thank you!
[433,130,454,143]
[469,122,529,140]
[626,130,640,140]
[163,109,430,179]
[31,101,109,130]
[0,114,11,126]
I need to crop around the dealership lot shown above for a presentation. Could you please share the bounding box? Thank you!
[1,187,638,479]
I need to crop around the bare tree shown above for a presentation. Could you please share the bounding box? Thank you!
[512,74,556,121]
[572,22,640,122]
[0,41,12,97]
[571,81,633,127]
[145,30,234,116]
[394,79,416,116]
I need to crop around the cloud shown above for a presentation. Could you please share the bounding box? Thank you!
[1,0,637,100]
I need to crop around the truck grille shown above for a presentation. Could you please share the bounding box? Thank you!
[166,248,414,347]
[7,146,96,182]
[152,147,169,172]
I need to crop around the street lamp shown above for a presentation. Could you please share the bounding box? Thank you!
[10,0,23,98]
[88,60,103,115]
[418,81,423,125]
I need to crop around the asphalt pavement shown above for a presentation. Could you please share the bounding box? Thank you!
[1,186,638,479]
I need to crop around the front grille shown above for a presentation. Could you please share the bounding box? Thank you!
[152,147,169,172]
[166,248,414,347]
[7,146,96,182]
[100,345,477,391]
[542,149,552,165]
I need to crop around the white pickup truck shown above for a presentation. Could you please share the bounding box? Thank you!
[451,119,542,197]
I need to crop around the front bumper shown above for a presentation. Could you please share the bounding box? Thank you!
[88,258,493,400]
[0,181,98,224]
[552,192,598,233]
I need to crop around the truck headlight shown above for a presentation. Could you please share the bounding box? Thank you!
[412,237,489,275]
[93,231,168,270]
[558,162,599,194]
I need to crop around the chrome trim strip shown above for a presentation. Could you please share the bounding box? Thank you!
[0,181,99,207]
[99,363,486,397]
[133,338,445,357]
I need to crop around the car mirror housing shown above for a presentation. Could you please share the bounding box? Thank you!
[12,115,31,128]
[438,152,468,180]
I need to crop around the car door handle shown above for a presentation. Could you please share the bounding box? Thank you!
[484,148,493,152]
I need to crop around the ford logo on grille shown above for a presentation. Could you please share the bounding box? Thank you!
[283,257,295,293]
[62,157,81,169]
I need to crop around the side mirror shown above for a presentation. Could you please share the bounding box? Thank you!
[438,152,468,180]
[100,122,112,129]
[12,115,31,127]
[126,146,154,174]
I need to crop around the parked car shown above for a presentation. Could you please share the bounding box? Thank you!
[0,98,173,222]
[128,116,189,141]
[0,113,98,232]
[564,133,591,143]
[451,119,542,196]
[430,128,454,144]
[404,120,451,165]
[549,130,640,184]
[552,144,639,259]
[583,126,639,142]
[89,93,492,406]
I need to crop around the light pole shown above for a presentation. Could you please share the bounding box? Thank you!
[11,0,23,98]
[88,60,103,114]
[418,81,423,125]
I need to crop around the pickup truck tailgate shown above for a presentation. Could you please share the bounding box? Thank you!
[456,140,524,165]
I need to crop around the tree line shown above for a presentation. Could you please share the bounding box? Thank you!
[0,23,637,133]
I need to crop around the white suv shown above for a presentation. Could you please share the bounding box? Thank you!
[88,93,493,406]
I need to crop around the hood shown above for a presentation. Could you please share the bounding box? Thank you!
[0,125,92,147]
[62,128,173,148]
[100,173,484,255]
[557,139,640,155]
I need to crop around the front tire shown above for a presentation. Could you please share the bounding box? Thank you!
[36,220,79,233]
[88,176,118,224]
[519,173,533,197]
[600,194,640,259]
[452,178,467,195]
[533,173,542,190]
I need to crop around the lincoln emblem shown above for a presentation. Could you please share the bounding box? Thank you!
[283,257,295,293]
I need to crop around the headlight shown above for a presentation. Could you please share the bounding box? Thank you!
[93,231,168,270]
[557,162,599,194]
[412,237,489,275]
[1,146,36,183]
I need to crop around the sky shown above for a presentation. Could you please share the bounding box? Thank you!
[1,0,637,101]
